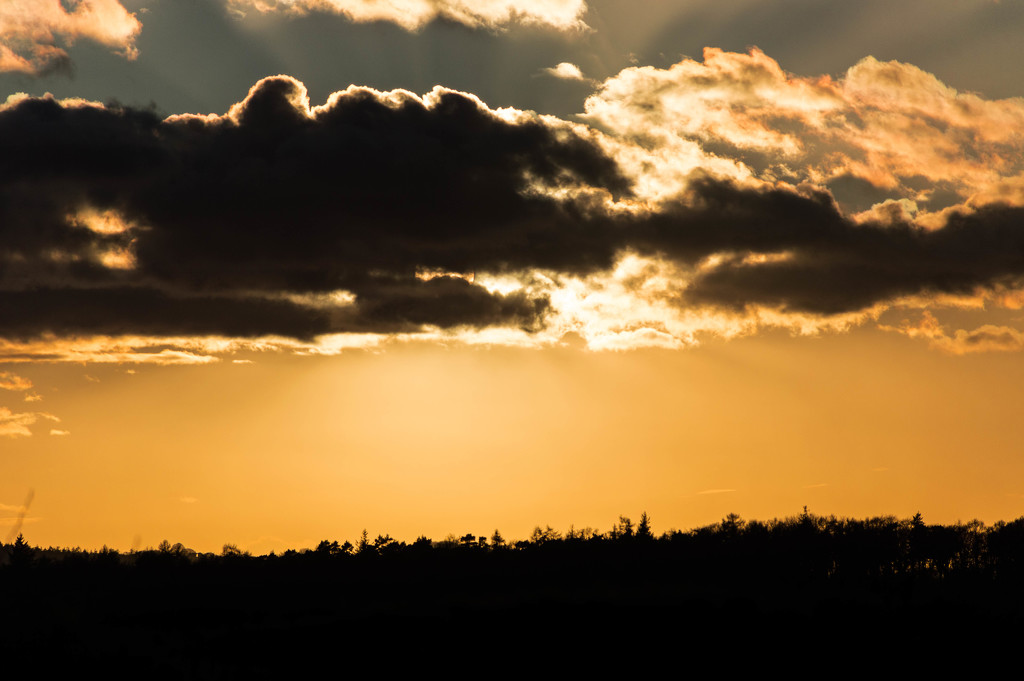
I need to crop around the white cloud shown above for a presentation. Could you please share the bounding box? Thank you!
[226,0,589,31]
[0,0,142,74]
[583,48,1024,219]
[544,62,586,80]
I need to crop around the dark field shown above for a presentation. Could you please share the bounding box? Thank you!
[4,511,1022,675]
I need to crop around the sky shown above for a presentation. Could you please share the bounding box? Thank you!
[3,0,1024,553]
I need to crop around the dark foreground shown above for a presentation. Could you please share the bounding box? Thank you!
[3,511,1023,675]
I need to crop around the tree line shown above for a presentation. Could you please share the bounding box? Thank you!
[4,508,1024,580]
[2,509,1023,672]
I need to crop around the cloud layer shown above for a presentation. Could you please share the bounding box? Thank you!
[0,0,141,75]
[4,51,1024,356]
[226,0,588,31]
[0,407,58,437]
[0,77,622,342]
[583,48,1024,219]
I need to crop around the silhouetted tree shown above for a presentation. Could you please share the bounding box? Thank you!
[721,513,744,539]
[956,519,987,570]
[11,533,33,568]
[373,534,397,555]
[438,534,461,549]
[315,540,341,556]
[637,512,653,539]
[357,529,371,555]
[613,516,633,539]
[989,518,1024,576]
[530,525,561,545]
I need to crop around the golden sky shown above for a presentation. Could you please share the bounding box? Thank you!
[3,0,1024,552]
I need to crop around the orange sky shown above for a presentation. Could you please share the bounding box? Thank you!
[4,327,1024,554]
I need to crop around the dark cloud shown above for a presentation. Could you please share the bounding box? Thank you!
[5,77,1024,342]
[0,287,331,341]
[637,180,849,262]
[0,96,160,284]
[134,78,628,289]
[342,276,551,333]
[0,78,612,338]
[675,184,1024,314]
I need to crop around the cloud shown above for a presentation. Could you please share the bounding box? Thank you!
[225,0,589,31]
[0,408,35,437]
[0,77,624,342]
[0,371,32,391]
[0,408,58,438]
[0,0,142,75]
[882,311,1024,355]
[0,335,324,364]
[5,62,1024,356]
[583,48,1024,217]
[49,429,70,436]
[544,62,586,80]
[0,287,337,340]
[663,185,1024,315]
[697,488,736,495]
